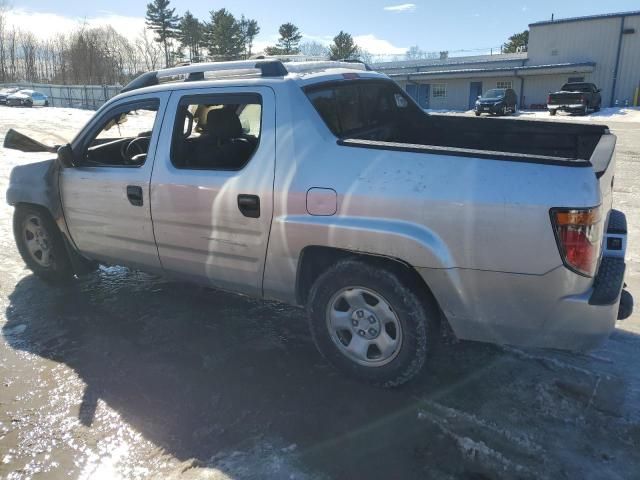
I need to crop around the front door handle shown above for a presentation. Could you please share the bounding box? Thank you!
[238,194,260,218]
[127,185,144,207]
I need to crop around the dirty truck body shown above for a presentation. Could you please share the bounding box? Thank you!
[6,60,631,386]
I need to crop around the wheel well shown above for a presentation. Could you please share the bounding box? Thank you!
[296,246,442,316]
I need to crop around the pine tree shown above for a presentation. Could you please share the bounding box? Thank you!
[178,11,204,62]
[329,31,359,60]
[205,9,243,61]
[503,30,529,53]
[145,0,181,67]
[239,16,260,59]
[275,22,302,55]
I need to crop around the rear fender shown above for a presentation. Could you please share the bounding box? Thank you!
[263,214,455,303]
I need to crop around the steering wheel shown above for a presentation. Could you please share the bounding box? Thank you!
[121,137,148,164]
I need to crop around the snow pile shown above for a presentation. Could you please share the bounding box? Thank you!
[425,106,640,123]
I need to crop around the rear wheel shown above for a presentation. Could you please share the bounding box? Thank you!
[474,111,481,117]
[13,205,74,284]
[307,259,439,387]
[549,109,557,116]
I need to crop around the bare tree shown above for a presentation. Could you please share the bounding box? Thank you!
[136,28,163,71]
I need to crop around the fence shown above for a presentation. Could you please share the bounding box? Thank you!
[0,82,122,110]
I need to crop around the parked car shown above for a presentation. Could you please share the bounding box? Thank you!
[6,60,632,387]
[548,82,602,116]
[7,89,49,107]
[474,88,518,116]
[0,87,20,105]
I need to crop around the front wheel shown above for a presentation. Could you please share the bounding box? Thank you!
[549,109,557,116]
[13,205,74,284]
[474,111,481,117]
[307,259,439,387]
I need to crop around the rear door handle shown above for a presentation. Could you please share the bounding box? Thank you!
[237,194,260,218]
[127,185,144,207]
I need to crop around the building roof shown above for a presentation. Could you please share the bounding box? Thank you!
[389,62,596,80]
[530,10,640,27]
[373,53,527,71]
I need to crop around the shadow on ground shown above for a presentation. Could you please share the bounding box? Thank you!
[3,268,640,479]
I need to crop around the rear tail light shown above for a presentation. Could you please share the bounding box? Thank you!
[547,95,551,104]
[551,207,603,277]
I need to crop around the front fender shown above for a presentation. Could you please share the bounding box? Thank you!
[6,159,62,219]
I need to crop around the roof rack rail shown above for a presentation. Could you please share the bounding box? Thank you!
[338,59,373,71]
[120,59,373,93]
[121,59,288,93]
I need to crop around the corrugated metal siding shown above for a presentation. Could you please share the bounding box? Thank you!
[520,75,577,108]
[396,76,524,111]
[528,15,638,107]
[616,15,640,105]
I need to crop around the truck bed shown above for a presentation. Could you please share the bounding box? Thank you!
[400,114,607,161]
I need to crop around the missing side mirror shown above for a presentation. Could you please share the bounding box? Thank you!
[57,144,75,168]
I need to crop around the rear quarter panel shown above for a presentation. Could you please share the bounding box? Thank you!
[263,89,602,303]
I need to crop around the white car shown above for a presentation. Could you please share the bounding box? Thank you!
[6,89,49,107]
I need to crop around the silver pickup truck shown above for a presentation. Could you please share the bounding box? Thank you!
[6,60,632,387]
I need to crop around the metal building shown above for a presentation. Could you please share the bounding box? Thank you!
[375,10,640,110]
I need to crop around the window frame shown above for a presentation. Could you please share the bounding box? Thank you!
[169,92,264,172]
[432,84,447,98]
[76,98,161,169]
[496,81,513,90]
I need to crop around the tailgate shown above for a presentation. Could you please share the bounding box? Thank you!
[549,93,583,105]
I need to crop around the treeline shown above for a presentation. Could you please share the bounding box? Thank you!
[144,0,362,64]
[0,17,164,84]
[0,0,364,86]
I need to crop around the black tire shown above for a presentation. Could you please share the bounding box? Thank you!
[44,100,49,107]
[307,259,439,388]
[13,205,74,284]
[549,109,557,116]
[474,111,481,117]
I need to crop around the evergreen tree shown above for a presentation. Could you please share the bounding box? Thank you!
[503,30,529,53]
[205,9,243,60]
[178,11,204,62]
[275,22,302,55]
[239,16,260,59]
[329,31,359,60]
[145,0,181,67]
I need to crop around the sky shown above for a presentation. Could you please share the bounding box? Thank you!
[3,0,640,56]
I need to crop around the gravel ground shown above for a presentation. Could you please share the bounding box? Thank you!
[0,106,638,480]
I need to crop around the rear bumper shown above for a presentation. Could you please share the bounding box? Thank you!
[419,210,630,352]
[548,104,585,111]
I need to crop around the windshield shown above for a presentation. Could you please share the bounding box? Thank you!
[482,89,506,99]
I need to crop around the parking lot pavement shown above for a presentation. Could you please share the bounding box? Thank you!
[0,108,639,480]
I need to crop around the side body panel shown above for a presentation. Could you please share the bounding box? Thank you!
[59,91,170,272]
[150,86,276,297]
[263,83,603,344]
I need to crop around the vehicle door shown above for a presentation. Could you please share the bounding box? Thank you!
[150,86,276,297]
[59,92,169,271]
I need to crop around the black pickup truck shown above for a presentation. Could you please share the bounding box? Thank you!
[547,82,602,116]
